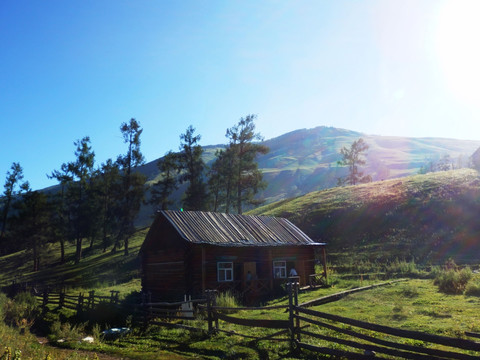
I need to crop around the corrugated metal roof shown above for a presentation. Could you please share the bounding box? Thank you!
[160,210,323,247]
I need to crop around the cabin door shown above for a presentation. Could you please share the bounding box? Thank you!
[244,262,257,283]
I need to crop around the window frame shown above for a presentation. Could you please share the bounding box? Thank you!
[217,261,234,282]
[273,260,287,279]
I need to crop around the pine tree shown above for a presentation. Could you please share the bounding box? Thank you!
[225,115,269,214]
[12,188,50,271]
[150,151,179,212]
[208,147,236,213]
[178,125,208,211]
[50,137,96,264]
[337,138,372,186]
[0,162,29,249]
[113,118,146,256]
[95,159,121,252]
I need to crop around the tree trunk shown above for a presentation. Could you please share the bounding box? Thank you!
[75,237,82,264]
[59,238,65,264]
[33,237,38,272]
[124,237,129,256]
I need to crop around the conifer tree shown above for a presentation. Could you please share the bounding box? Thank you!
[337,138,372,186]
[96,159,121,252]
[50,136,96,264]
[225,115,269,214]
[12,187,49,271]
[0,162,29,248]
[150,151,179,212]
[113,118,146,256]
[178,125,208,210]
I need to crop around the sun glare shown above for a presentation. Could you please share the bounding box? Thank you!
[435,0,480,106]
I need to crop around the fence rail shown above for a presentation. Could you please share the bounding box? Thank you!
[35,290,120,312]
[29,282,480,359]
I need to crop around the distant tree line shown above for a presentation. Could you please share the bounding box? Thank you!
[0,115,268,270]
[418,154,471,175]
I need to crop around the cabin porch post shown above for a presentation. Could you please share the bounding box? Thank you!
[268,249,273,290]
[202,246,206,293]
[322,246,328,284]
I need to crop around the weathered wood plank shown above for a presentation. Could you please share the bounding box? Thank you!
[296,306,480,352]
[300,329,449,360]
[215,312,289,329]
[296,315,479,360]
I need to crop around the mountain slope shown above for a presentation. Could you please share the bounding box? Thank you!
[256,127,480,202]
[136,126,480,224]
[248,168,480,265]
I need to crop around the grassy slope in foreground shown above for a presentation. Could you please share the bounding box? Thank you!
[249,168,480,264]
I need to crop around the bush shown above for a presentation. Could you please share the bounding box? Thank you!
[400,284,419,297]
[0,292,8,321]
[215,291,240,311]
[386,259,420,277]
[49,321,86,343]
[3,292,40,330]
[465,279,480,296]
[434,267,472,294]
[428,265,442,279]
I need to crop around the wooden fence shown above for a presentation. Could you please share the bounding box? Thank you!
[34,290,120,312]
[31,283,480,358]
[138,283,480,359]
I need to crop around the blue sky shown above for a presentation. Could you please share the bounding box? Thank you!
[2,0,480,190]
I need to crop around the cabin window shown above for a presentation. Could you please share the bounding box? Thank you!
[217,262,233,282]
[273,261,286,278]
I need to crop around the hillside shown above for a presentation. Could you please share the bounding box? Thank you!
[36,126,480,227]
[135,127,480,223]
[249,168,480,265]
[3,168,480,293]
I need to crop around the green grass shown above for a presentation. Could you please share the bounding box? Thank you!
[50,277,480,359]
[4,273,480,359]
[249,168,480,265]
[3,167,480,358]
[0,228,148,292]
[317,278,480,336]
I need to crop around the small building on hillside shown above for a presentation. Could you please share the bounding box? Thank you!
[140,210,326,301]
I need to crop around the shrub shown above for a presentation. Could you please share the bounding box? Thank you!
[428,265,442,279]
[3,292,40,330]
[465,279,480,296]
[400,284,419,297]
[49,321,86,343]
[0,292,8,321]
[386,259,419,277]
[215,291,240,310]
[434,267,472,294]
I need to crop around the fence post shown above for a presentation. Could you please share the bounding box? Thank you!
[77,293,84,313]
[213,290,219,333]
[59,291,65,309]
[288,282,295,351]
[88,290,95,309]
[206,290,212,335]
[140,291,152,330]
[110,290,119,304]
[294,282,300,343]
[42,291,48,309]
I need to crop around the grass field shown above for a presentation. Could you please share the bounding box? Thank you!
[2,244,480,359]
[2,168,480,358]
[36,276,480,359]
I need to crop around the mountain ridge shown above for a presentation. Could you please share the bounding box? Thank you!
[35,126,480,226]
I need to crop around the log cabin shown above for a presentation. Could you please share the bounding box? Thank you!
[140,210,326,301]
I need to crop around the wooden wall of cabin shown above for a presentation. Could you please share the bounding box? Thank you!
[187,245,316,297]
[141,216,190,301]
